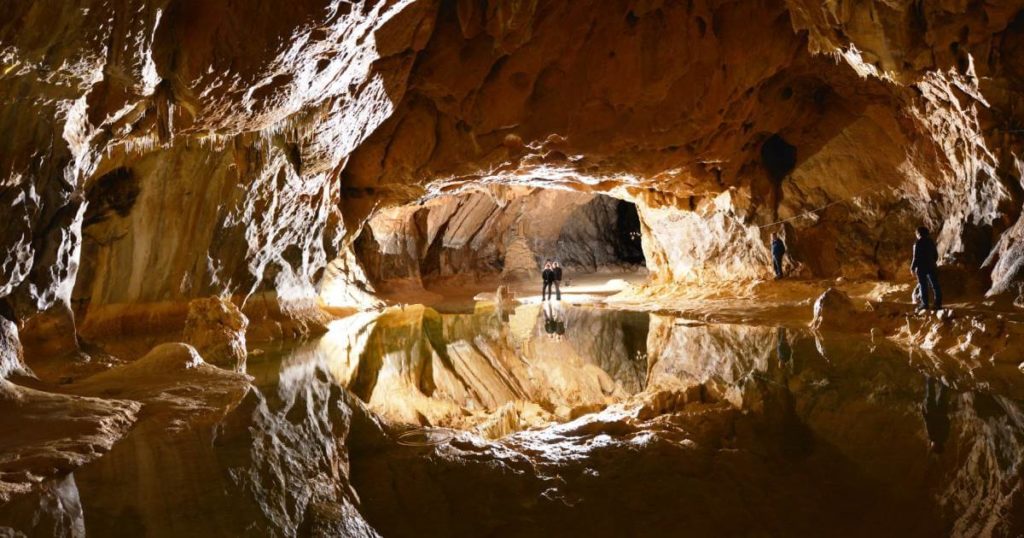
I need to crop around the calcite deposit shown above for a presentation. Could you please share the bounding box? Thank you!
[2,0,1024,536]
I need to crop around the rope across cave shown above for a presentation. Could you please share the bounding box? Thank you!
[757,184,885,229]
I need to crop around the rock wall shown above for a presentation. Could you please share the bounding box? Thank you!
[1,0,437,344]
[342,0,1024,292]
[355,187,642,286]
[3,0,1024,363]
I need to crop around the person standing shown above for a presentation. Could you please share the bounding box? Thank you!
[542,260,554,301]
[770,232,787,279]
[552,261,563,301]
[911,226,942,311]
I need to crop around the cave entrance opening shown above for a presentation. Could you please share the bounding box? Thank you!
[352,187,647,304]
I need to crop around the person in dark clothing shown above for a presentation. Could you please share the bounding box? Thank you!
[911,226,942,311]
[541,260,554,301]
[552,261,563,301]
[770,232,787,279]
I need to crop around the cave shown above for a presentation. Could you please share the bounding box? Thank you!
[351,188,647,304]
[2,2,1024,537]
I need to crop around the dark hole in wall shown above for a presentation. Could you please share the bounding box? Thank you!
[761,134,797,183]
[0,298,15,324]
[614,200,645,265]
[83,167,140,226]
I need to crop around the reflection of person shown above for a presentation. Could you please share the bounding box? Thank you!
[495,284,511,323]
[496,303,510,323]
[552,261,563,301]
[776,327,792,365]
[542,302,566,340]
[543,302,556,335]
[542,260,554,301]
[911,226,942,311]
[922,375,951,454]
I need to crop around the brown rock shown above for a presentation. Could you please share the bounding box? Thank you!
[182,297,249,371]
[896,312,1024,365]
[502,133,525,151]
[810,288,861,332]
[0,381,139,503]
[0,317,28,380]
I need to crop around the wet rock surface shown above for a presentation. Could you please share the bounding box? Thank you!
[182,297,249,371]
[348,316,1024,537]
[0,382,140,506]
[2,0,1024,536]
[1,302,1023,536]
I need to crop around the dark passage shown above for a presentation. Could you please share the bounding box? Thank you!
[614,200,645,265]
[761,134,797,182]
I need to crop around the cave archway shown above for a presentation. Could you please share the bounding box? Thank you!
[350,187,647,297]
[614,200,645,265]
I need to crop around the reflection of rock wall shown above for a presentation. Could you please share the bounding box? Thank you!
[942,392,1024,537]
[645,318,1024,536]
[558,307,649,394]
[646,317,778,405]
[327,305,649,432]
[213,357,384,537]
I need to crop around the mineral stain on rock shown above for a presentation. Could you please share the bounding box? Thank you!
[2,0,1024,536]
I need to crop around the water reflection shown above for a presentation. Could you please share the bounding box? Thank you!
[776,326,792,365]
[3,304,1023,537]
[922,375,951,454]
[309,304,651,431]
[325,306,1024,534]
[542,302,566,340]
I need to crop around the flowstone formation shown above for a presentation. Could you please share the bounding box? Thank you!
[2,0,1024,536]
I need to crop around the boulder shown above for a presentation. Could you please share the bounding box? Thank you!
[0,381,139,503]
[810,288,861,332]
[183,297,248,371]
